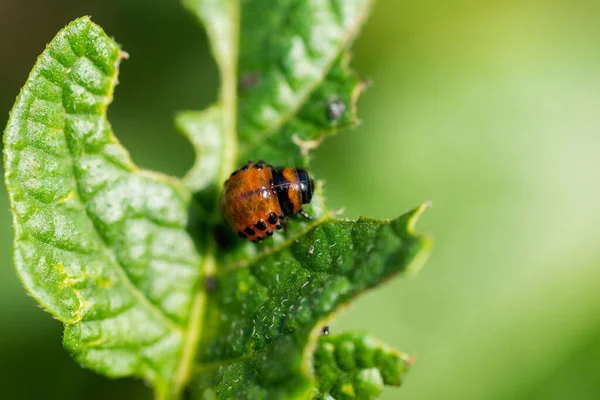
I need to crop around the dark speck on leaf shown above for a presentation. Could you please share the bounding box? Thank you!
[327,99,346,121]
[239,72,261,91]
[321,325,330,336]
[204,275,217,291]
[307,245,314,256]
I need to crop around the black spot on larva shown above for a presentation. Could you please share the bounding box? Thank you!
[327,99,346,121]
[238,231,247,239]
[266,231,273,236]
[279,215,285,220]
[256,236,265,241]
[244,227,256,236]
[268,212,278,224]
[269,179,274,186]
[255,163,264,170]
[204,275,217,291]
[241,164,249,171]
[254,220,267,231]
[276,222,283,230]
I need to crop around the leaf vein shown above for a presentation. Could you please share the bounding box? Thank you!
[57,76,183,331]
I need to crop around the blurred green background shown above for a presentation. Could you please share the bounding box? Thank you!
[1,0,600,398]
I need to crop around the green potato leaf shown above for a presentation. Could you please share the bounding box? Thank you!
[235,0,372,150]
[314,333,413,399]
[190,200,430,399]
[243,54,365,167]
[3,17,202,399]
[4,1,432,399]
[181,0,371,189]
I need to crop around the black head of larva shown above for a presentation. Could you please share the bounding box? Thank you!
[296,168,314,205]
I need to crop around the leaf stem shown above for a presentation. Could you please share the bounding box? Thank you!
[171,238,216,398]
[218,0,240,187]
[183,0,240,187]
[173,1,240,397]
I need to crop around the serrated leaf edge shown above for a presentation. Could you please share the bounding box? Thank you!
[301,201,432,379]
[253,0,375,144]
[190,200,432,397]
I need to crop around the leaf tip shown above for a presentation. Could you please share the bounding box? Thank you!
[392,201,434,277]
[405,354,417,368]
[408,200,431,232]
[71,15,92,25]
